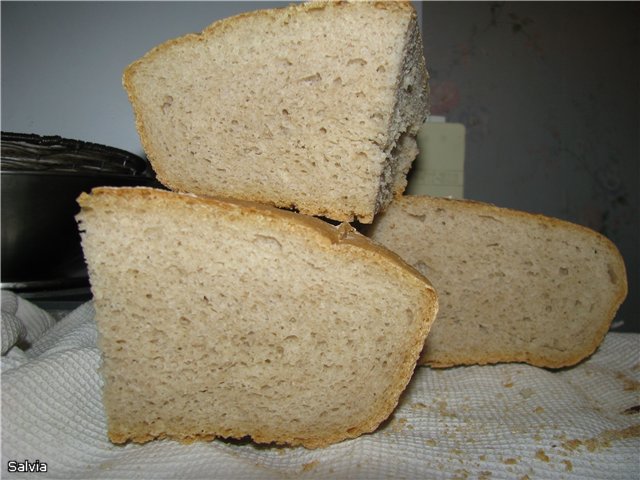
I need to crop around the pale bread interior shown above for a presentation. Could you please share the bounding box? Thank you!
[367,195,627,368]
[123,1,428,223]
[77,187,437,448]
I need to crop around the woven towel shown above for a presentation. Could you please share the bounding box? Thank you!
[2,290,638,479]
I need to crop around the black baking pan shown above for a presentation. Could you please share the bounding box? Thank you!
[1,132,162,291]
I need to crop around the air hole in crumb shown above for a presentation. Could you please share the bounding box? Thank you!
[299,72,322,83]
[161,95,173,114]
[252,234,282,251]
[347,58,367,66]
[408,213,426,222]
[607,264,618,284]
[479,215,501,223]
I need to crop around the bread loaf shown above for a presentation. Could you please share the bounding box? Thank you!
[77,187,438,448]
[123,1,429,223]
[367,195,627,368]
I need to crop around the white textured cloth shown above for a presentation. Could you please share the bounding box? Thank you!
[2,290,639,479]
[1,290,57,356]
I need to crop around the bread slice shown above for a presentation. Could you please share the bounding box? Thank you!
[123,1,429,223]
[367,195,627,369]
[76,187,437,448]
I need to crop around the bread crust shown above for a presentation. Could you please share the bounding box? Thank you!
[370,195,628,369]
[79,187,434,290]
[122,1,423,223]
[79,186,438,448]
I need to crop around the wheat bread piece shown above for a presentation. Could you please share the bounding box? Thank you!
[367,195,628,369]
[76,187,438,448]
[123,1,429,223]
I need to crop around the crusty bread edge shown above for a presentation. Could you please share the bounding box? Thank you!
[383,195,628,370]
[389,10,430,200]
[122,1,419,224]
[79,186,438,448]
[79,186,437,290]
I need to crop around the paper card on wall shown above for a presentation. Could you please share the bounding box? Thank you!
[406,119,465,198]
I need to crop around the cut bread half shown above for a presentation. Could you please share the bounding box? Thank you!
[123,1,429,223]
[77,187,438,448]
[367,195,627,369]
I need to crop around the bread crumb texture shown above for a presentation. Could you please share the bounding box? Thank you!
[123,1,429,223]
[560,424,640,453]
[77,187,437,448]
[368,195,628,368]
